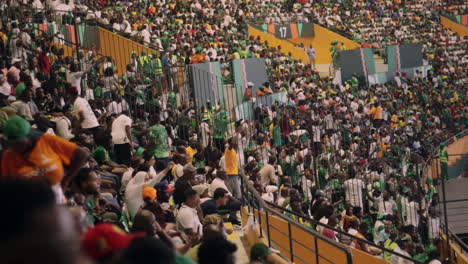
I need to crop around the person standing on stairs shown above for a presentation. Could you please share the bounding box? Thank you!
[308,44,316,70]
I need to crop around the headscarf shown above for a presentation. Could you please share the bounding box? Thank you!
[125,171,148,218]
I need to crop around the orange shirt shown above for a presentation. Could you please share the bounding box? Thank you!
[1,134,77,185]
[369,106,382,120]
[224,148,238,175]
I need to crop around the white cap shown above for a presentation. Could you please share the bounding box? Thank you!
[247,82,254,87]
[265,185,278,193]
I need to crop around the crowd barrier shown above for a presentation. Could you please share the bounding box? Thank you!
[240,173,354,264]
[422,130,468,181]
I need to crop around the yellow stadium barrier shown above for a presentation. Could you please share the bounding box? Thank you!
[252,208,390,264]
[97,27,155,75]
[288,24,361,64]
[440,232,468,264]
[423,132,467,179]
[52,42,75,58]
[248,24,361,64]
[248,26,309,64]
[441,16,468,37]
[248,209,352,264]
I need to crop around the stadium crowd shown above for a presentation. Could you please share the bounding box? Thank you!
[0,0,466,264]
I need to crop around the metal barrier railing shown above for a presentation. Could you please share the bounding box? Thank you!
[240,171,354,264]
[262,198,420,263]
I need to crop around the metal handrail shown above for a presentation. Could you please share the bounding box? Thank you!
[263,199,421,263]
[240,172,354,264]
[444,225,468,253]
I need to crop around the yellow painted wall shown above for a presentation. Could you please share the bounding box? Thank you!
[248,26,309,64]
[288,24,361,64]
[424,134,467,179]
[52,42,75,58]
[441,16,468,37]
[249,24,361,64]
[97,27,155,75]
[440,232,468,264]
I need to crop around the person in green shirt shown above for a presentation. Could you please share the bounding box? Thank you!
[147,114,170,166]
[213,109,230,152]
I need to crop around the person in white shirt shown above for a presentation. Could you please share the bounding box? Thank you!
[258,156,279,188]
[67,63,85,95]
[111,111,133,166]
[428,208,440,240]
[70,91,100,135]
[209,170,232,197]
[344,174,366,208]
[176,188,203,237]
[199,118,211,148]
[403,196,420,227]
[107,96,129,115]
[52,105,74,140]
[391,240,413,264]
[140,25,151,43]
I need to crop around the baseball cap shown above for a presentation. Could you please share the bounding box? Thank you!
[155,182,175,193]
[247,82,254,87]
[81,223,143,260]
[192,184,208,196]
[183,163,196,173]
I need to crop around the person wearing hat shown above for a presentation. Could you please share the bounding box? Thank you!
[1,115,89,203]
[173,163,198,206]
[82,223,144,262]
[193,184,210,204]
[244,82,254,101]
[155,182,176,207]
[250,242,275,264]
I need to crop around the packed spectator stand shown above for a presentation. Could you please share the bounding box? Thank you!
[0,0,467,264]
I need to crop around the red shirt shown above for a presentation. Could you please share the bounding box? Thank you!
[38,52,50,73]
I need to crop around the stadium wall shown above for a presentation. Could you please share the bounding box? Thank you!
[248,26,309,64]
[97,27,156,75]
[424,132,468,180]
[441,16,468,37]
[288,24,361,64]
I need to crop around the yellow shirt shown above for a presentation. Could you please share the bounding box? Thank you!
[186,146,197,163]
[369,106,382,120]
[224,148,238,175]
[390,115,398,128]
